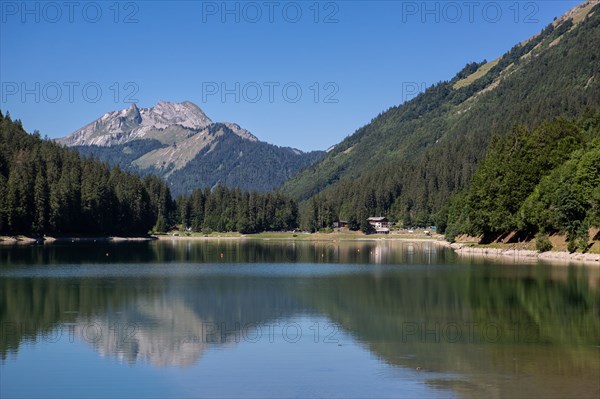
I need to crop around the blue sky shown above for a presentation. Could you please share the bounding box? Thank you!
[1,1,581,151]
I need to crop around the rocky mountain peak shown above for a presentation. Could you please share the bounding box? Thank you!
[58,101,217,147]
[144,101,212,130]
[124,103,142,124]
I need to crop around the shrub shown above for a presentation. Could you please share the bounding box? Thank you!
[576,224,590,253]
[567,239,578,253]
[577,237,589,252]
[535,233,553,252]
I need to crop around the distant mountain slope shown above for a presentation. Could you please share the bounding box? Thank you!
[167,124,325,194]
[59,101,324,196]
[285,0,600,226]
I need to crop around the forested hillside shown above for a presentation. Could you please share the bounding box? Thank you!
[289,1,600,230]
[444,111,600,249]
[166,125,325,195]
[74,126,323,196]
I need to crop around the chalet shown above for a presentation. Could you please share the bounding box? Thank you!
[333,220,349,229]
[368,217,390,234]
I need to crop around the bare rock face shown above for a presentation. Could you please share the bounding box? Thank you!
[58,101,224,147]
[57,101,265,179]
[139,101,212,131]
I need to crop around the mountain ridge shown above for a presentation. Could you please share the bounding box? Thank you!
[58,100,254,147]
[59,101,324,196]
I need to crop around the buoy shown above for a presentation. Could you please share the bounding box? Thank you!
[105,253,109,257]
[220,253,224,258]
[416,367,422,371]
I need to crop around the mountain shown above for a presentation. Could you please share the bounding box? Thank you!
[285,0,600,228]
[58,101,324,196]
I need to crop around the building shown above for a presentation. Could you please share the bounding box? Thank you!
[368,217,390,234]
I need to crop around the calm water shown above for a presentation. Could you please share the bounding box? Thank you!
[1,239,599,398]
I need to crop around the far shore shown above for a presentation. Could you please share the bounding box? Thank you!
[154,231,442,242]
[0,235,156,245]
[1,231,598,266]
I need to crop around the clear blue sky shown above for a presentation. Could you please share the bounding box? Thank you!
[1,1,581,151]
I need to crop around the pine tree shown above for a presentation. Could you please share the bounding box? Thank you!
[0,174,7,234]
[32,166,49,235]
[7,150,34,234]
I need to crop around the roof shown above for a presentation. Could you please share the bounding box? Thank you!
[368,217,388,222]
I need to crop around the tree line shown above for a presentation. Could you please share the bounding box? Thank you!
[175,187,298,233]
[0,111,173,236]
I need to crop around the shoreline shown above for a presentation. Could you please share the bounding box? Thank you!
[154,233,443,242]
[449,243,600,265]
[1,233,598,265]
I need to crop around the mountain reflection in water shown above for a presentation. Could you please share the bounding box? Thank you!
[1,240,598,398]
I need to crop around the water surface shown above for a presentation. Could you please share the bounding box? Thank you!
[1,240,598,398]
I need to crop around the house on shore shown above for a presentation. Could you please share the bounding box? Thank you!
[368,217,390,234]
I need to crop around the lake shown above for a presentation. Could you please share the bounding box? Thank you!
[1,239,598,398]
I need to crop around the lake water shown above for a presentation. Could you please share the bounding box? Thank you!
[1,239,599,398]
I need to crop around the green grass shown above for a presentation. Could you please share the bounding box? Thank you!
[244,232,306,239]
[453,58,500,89]
[163,231,243,238]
